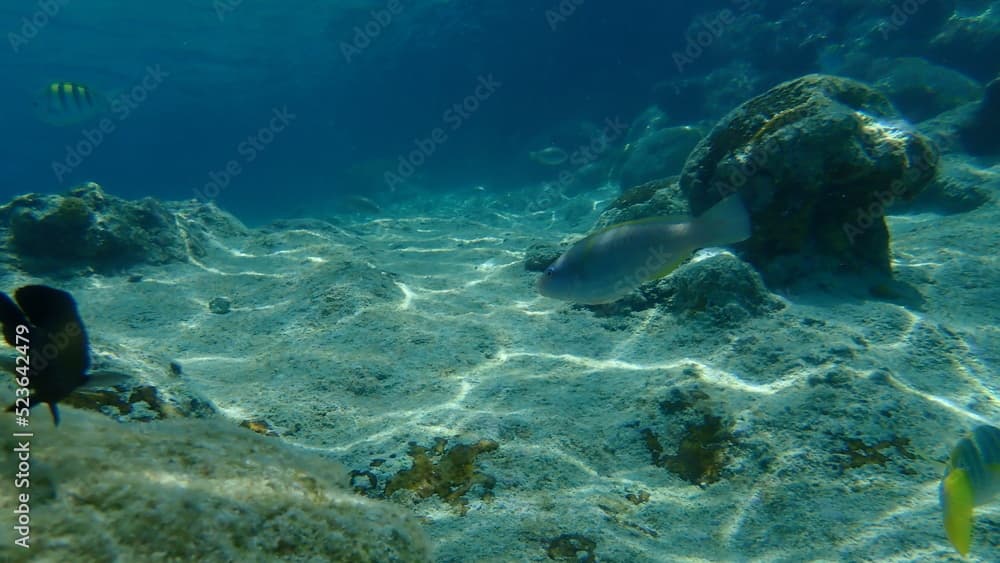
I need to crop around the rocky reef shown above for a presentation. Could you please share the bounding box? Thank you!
[0,182,247,275]
[680,74,938,285]
[0,412,430,562]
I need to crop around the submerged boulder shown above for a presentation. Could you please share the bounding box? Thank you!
[0,183,245,274]
[613,107,704,188]
[680,74,938,285]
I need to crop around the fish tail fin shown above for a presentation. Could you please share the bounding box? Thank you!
[941,467,974,556]
[695,195,751,247]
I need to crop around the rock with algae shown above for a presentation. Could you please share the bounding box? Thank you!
[0,411,430,562]
[384,437,498,515]
[679,74,939,285]
[0,182,246,274]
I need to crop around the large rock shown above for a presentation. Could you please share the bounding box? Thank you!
[613,107,704,188]
[0,183,247,274]
[0,412,429,562]
[930,9,1000,82]
[680,74,938,285]
[867,57,982,122]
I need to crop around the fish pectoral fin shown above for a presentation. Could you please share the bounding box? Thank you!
[942,468,975,556]
[643,256,687,283]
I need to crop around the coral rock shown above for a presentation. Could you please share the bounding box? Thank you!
[680,74,938,285]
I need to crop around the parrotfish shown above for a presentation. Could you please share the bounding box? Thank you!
[0,285,91,425]
[940,424,1000,556]
[537,195,751,304]
[33,81,109,126]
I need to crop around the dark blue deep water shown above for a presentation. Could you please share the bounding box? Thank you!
[5,1,991,223]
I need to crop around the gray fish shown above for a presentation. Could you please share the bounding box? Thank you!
[529,146,569,166]
[33,82,109,126]
[537,196,751,304]
[0,285,90,425]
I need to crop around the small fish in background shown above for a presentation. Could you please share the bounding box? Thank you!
[33,81,109,126]
[0,285,90,425]
[940,424,1000,556]
[529,146,569,166]
[537,195,751,305]
[344,194,382,214]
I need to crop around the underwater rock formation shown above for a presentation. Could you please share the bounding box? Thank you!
[592,177,688,230]
[0,412,430,562]
[960,74,1000,155]
[0,183,246,275]
[866,57,982,123]
[652,253,784,322]
[613,107,704,188]
[680,74,938,285]
[930,10,1000,82]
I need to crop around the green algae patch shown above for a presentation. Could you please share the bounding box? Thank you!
[385,437,499,514]
[642,388,735,486]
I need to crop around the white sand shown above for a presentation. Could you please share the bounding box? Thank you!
[2,172,997,561]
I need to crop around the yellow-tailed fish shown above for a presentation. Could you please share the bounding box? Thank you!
[33,82,109,126]
[940,424,1000,556]
[537,195,751,304]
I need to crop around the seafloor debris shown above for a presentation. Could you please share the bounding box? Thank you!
[545,533,596,562]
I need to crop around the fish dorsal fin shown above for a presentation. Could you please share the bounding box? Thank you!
[595,215,689,233]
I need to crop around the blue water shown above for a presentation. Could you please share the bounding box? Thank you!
[2,1,729,223]
[2,2,999,561]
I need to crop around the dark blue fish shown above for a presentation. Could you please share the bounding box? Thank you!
[0,285,90,425]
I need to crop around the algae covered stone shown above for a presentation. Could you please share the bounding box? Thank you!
[0,411,430,562]
[680,74,938,284]
[0,183,248,275]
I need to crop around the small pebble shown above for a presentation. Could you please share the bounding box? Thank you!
[209,296,231,314]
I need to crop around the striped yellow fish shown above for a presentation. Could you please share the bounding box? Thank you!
[940,424,1000,556]
[33,82,109,126]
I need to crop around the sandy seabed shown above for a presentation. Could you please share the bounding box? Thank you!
[1,169,998,561]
